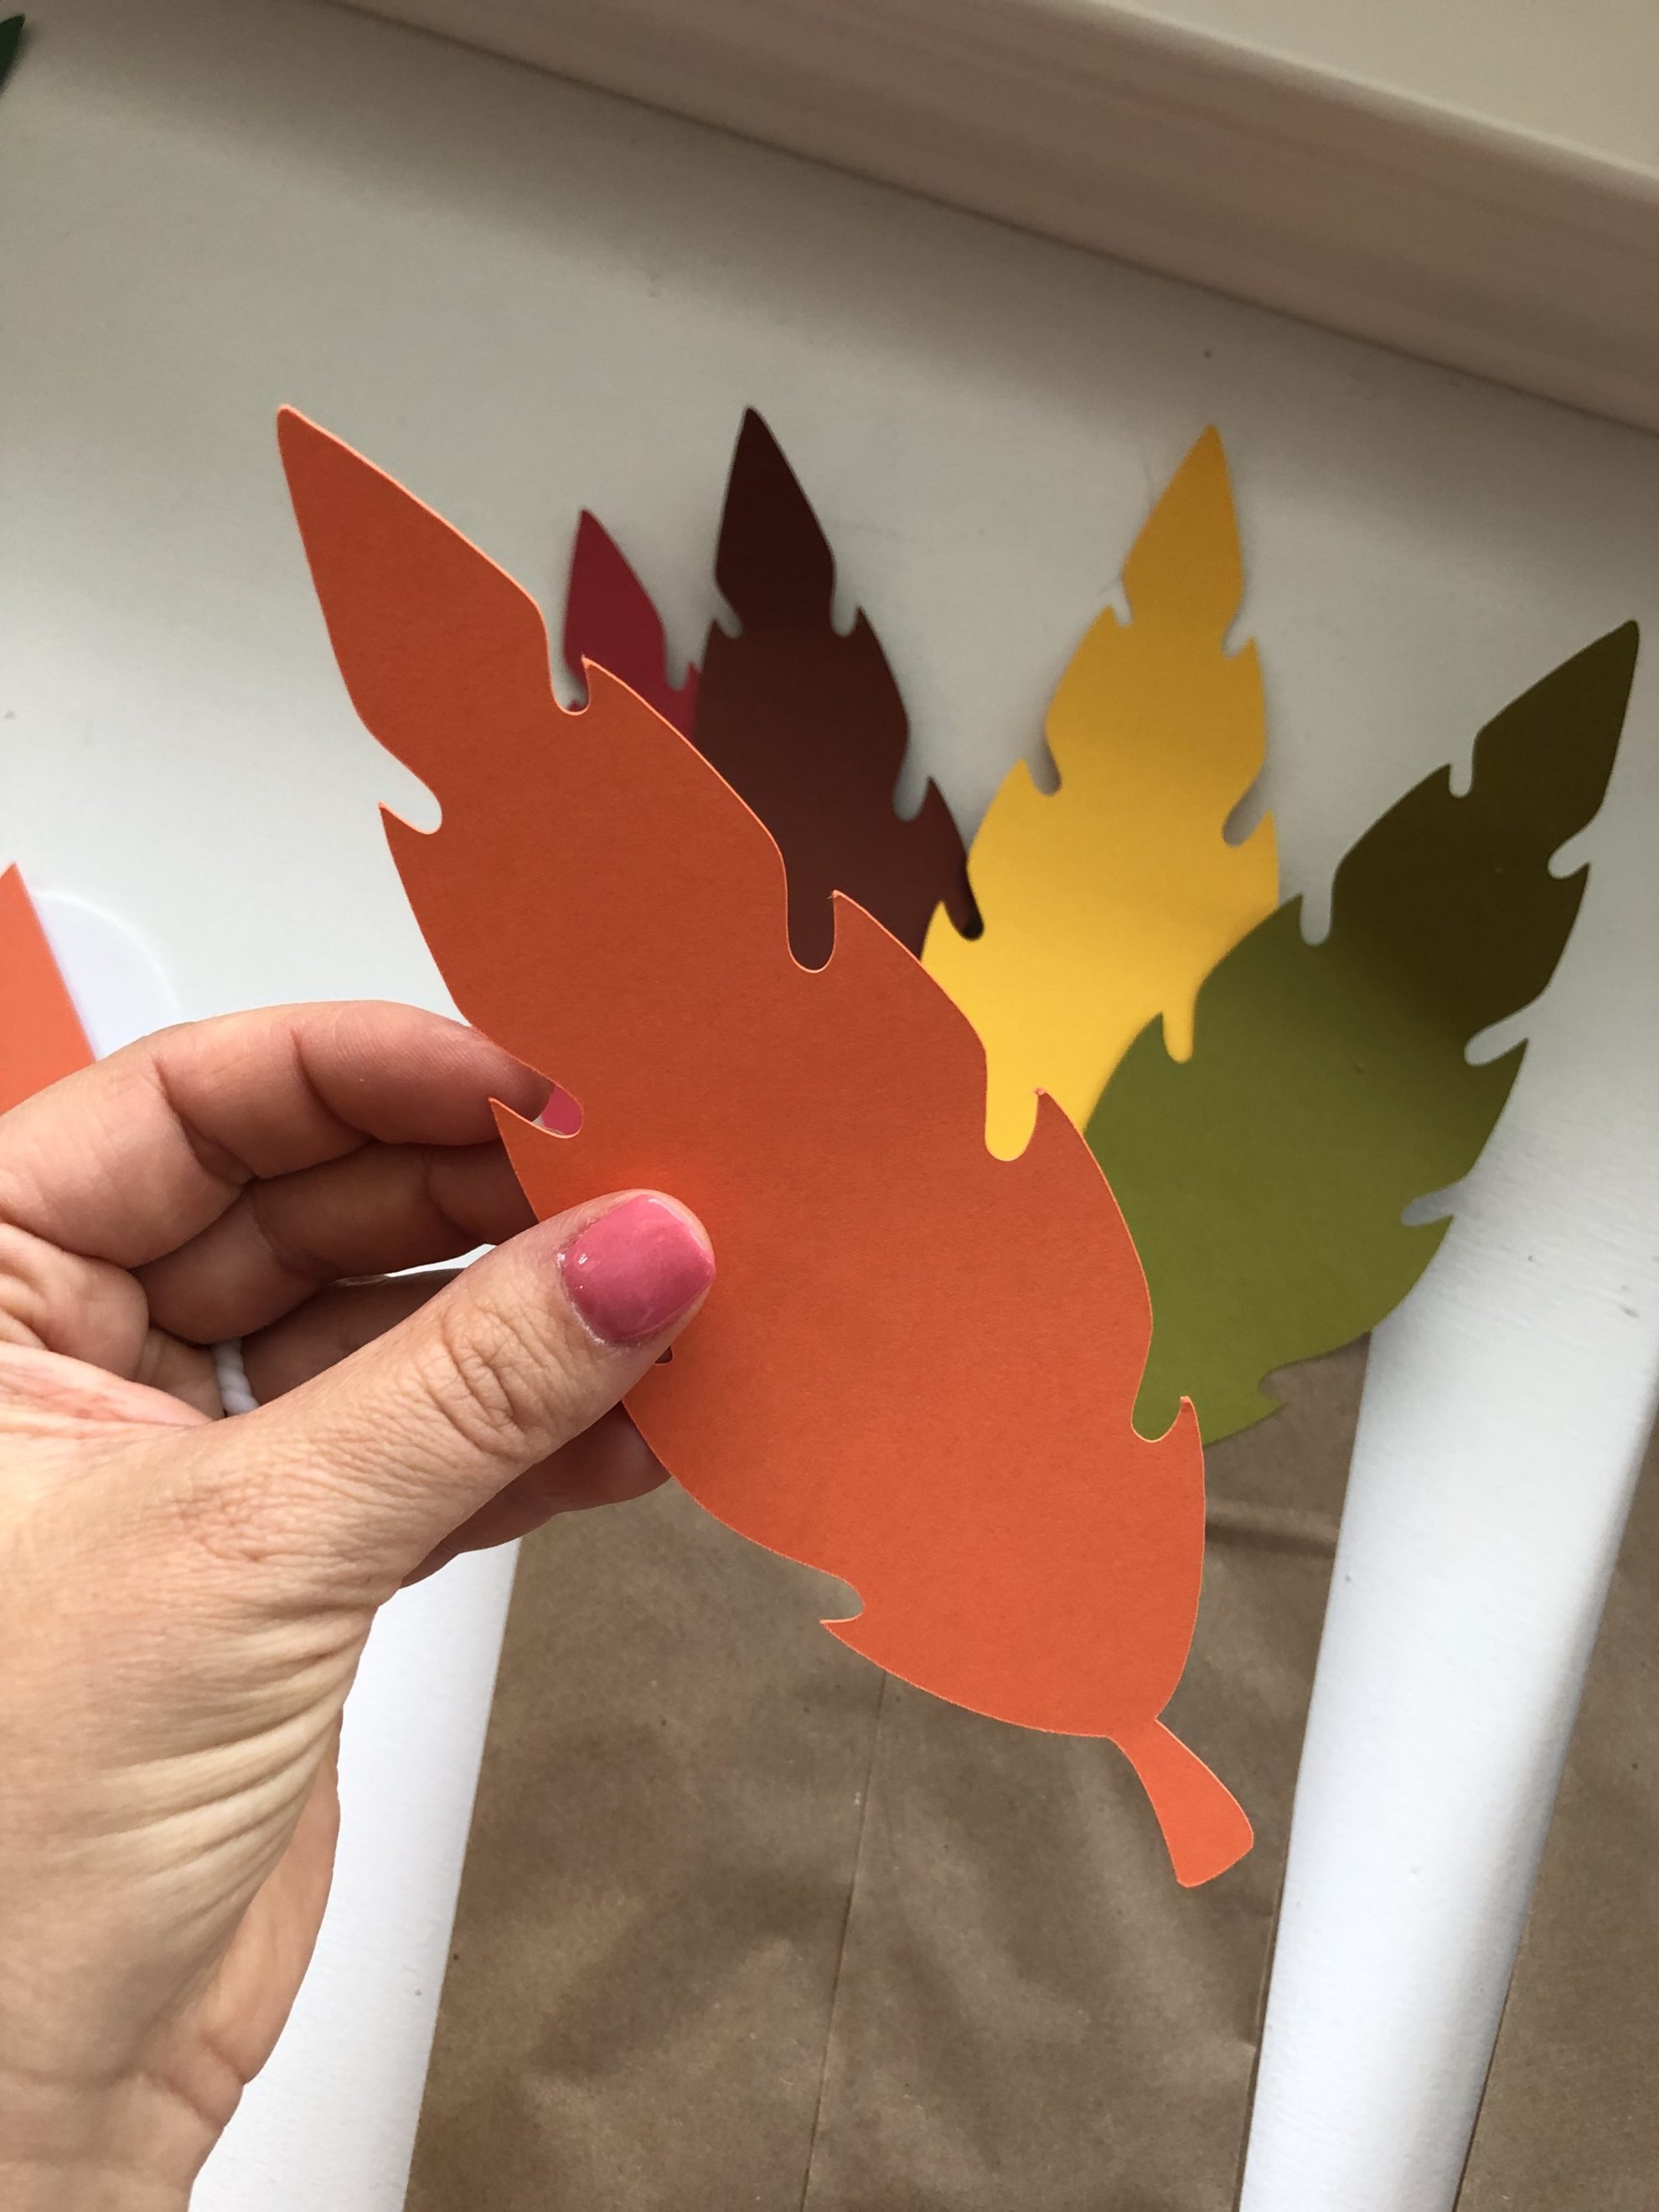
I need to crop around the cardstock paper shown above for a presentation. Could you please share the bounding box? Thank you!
[923,427,1277,1157]
[1090,626,1638,1444]
[561,509,698,734]
[0,865,94,1113]
[279,406,1249,1884]
[693,409,979,968]
[410,1341,1368,2212]
[1457,1416,1659,2209]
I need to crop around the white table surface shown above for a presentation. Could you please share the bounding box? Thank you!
[4,3,1659,2207]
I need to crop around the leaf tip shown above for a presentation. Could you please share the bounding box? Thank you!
[570,505,612,568]
[716,407,833,618]
[275,402,328,472]
[1123,423,1243,625]
[276,407,386,554]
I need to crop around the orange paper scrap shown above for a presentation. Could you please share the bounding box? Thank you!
[280,410,1252,1887]
[0,865,93,1113]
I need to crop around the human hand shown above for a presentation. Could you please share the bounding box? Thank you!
[0,1003,713,2209]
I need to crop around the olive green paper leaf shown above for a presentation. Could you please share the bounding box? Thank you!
[0,18,24,90]
[1090,623,1639,1445]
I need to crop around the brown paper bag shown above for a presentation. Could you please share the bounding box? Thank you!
[798,1338,1367,2209]
[411,1340,1367,2209]
[1456,1419,1659,2210]
[408,1483,882,2212]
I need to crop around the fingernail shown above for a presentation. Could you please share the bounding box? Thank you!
[558,1196,714,1348]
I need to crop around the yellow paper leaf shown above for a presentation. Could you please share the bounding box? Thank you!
[924,427,1278,1156]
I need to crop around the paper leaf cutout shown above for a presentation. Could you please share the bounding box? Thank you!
[0,866,93,1113]
[1090,624,1638,1445]
[923,428,1277,1157]
[279,407,1251,1888]
[692,409,979,968]
[0,17,22,92]
[561,510,698,734]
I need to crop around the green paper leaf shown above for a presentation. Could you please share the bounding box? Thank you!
[1089,623,1639,1445]
[0,18,24,90]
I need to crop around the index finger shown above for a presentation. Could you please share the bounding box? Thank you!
[0,1000,549,1269]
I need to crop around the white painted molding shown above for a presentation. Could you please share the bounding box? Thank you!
[329,0,1659,433]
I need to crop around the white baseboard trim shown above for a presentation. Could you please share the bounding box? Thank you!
[327,0,1659,434]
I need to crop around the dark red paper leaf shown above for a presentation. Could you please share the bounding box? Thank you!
[694,410,979,966]
[561,509,699,735]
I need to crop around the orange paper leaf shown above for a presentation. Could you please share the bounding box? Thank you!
[279,411,1251,1887]
[0,865,93,1113]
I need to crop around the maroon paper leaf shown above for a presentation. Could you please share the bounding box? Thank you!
[694,410,979,967]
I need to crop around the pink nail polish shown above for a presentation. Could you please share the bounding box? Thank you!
[558,1196,714,1348]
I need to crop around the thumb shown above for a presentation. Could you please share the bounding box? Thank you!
[186,1191,713,1597]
